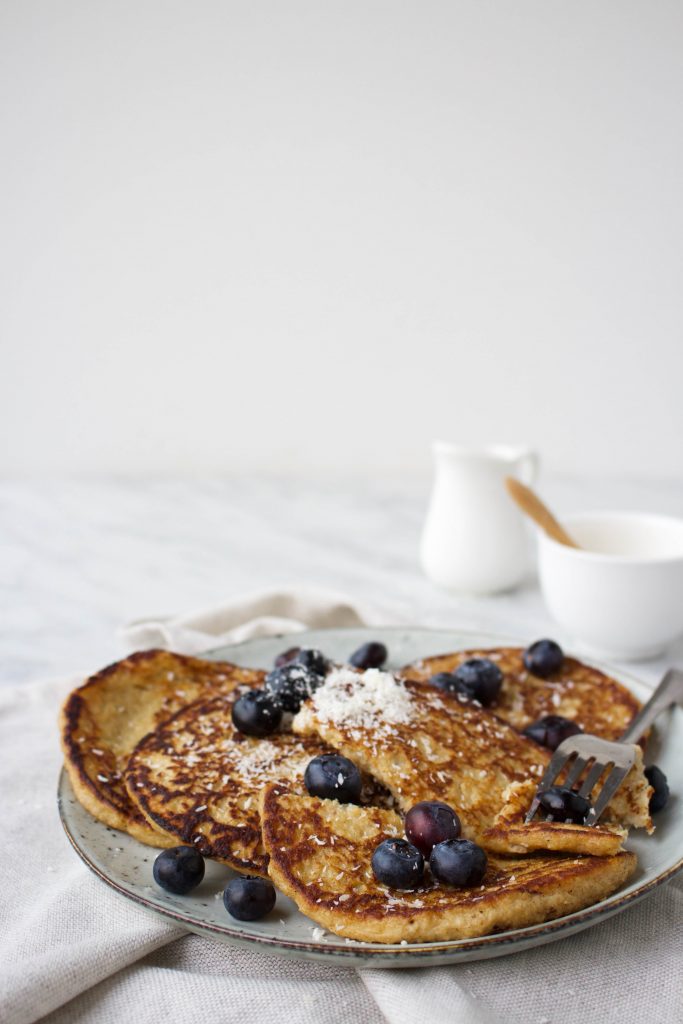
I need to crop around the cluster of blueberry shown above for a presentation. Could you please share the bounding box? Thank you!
[519,639,668,817]
[429,658,503,705]
[451,637,668,821]
[429,638,565,708]
[231,640,388,737]
[300,755,487,891]
[434,642,591,825]
[153,845,277,920]
[439,637,668,821]
[429,640,588,786]
[373,801,487,890]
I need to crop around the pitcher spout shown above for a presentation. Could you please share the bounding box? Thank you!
[433,441,537,479]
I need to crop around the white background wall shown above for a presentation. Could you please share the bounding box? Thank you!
[1,1,682,480]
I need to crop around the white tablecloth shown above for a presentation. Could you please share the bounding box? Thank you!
[1,589,681,1024]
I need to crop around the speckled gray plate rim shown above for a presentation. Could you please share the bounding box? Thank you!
[58,627,683,967]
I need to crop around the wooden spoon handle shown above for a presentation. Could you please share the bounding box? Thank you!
[505,477,579,548]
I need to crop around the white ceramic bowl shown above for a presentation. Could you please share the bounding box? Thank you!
[537,511,683,660]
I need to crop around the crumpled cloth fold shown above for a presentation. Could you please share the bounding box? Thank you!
[120,585,391,655]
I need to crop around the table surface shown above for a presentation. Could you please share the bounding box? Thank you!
[3,474,683,687]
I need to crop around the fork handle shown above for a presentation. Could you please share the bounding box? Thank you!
[620,668,683,744]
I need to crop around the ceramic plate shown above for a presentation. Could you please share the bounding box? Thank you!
[58,627,683,967]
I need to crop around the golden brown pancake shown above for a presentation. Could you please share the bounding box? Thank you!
[292,667,652,855]
[483,780,627,856]
[401,647,640,740]
[124,693,329,875]
[60,649,263,844]
[261,786,637,943]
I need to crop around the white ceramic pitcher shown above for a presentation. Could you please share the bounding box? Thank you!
[420,442,538,595]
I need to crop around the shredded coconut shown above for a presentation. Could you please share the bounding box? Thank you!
[212,740,297,783]
[299,667,413,730]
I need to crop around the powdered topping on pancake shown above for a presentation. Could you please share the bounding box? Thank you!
[296,667,414,738]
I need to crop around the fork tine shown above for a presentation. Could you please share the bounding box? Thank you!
[524,748,574,823]
[537,748,575,792]
[577,760,608,800]
[525,793,542,824]
[585,765,630,825]
[562,756,589,790]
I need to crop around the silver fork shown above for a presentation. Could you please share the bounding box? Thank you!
[525,668,683,826]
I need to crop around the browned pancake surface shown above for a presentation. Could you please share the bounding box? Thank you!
[60,649,262,844]
[401,647,640,740]
[293,668,652,853]
[125,693,329,875]
[261,787,637,943]
[483,780,627,856]
[294,670,546,844]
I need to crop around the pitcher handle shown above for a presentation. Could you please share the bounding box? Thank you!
[518,450,539,486]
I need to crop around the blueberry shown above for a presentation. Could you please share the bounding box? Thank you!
[304,753,362,804]
[429,672,460,694]
[371,838,424,889]
[223,876,276,921]
[538,785,591,824]
[349,641,387,670]
[265,663,321,713]
[404,801,461,856]
[231,690,283,737]
[523,639,564,678]
[644,765,669,813]
[153,846,205,895]
[274,646,301,668]
[452,658,503,706]
[430,839,487,888]
[523,714,583,751]
[292,648,329,677]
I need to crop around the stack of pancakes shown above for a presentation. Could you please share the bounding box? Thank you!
[60,646,652,943]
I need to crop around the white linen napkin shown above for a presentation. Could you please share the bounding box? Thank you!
[1,589,681,1024]
[119,585,391,655]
